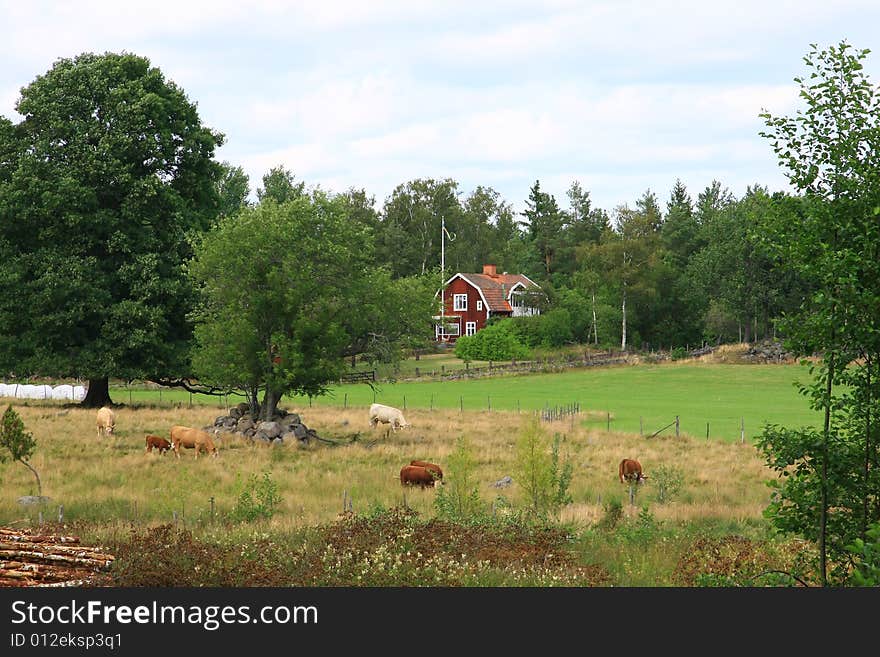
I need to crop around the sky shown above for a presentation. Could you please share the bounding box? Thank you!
[2,0,879,217]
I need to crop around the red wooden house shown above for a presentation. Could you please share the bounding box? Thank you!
[435,264,543,343]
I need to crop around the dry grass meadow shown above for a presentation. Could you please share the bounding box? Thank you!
[0,398,775,531]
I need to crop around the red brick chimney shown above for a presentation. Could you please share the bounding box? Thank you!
[482,264,498,278]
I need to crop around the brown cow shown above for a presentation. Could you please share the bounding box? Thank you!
[145,434,172,455]
[619,458,647,484]
[400,464,440,488]
[410,460,443,482]
[170,425,219,459]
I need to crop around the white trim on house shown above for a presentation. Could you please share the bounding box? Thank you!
[465,321,477,336]
[453,293,468,311]
[447,274,492,313]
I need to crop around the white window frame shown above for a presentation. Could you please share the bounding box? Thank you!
[436,321,460,338]
[476,300,483,311]
[453,294,468,311]
[465,321,477,336]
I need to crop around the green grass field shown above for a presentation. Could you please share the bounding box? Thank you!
[95,360,820,444]
[289,361,819,443]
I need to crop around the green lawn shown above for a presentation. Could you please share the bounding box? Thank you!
[94,361,819,444]
[289,361,819,443]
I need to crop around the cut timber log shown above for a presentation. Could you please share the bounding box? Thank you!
[0,525,114,587]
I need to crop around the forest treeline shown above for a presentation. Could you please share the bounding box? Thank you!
[221,165,810,352]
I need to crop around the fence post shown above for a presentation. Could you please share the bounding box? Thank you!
[403,395,406,410]
[189,391,193,408]
[675,415,680,437]
[706,422,709,440]
[606,412,610,431]
[741,417,745,444]
[487,396,491,412]
[430,394,434,411]
[628,483,635,506]
[640,416,643,436]
[415,367,420,377]
[210,496,215,524]
[460,396,463,413]
[58,505,63,523]
[344,393,348,409]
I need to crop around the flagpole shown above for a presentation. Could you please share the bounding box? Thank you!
[440,216,445,341]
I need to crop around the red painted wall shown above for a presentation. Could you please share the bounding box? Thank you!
[440,277,486,341]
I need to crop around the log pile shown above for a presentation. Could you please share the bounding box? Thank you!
[0,526,114,587]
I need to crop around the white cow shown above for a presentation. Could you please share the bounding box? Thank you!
[96,406,116,438]
[368,403,410,433]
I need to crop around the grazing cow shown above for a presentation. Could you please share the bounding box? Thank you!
[369,403,410,432]
[145,434,172,455]
[619,458,647,484]
[169,425,219,459]
[400,464,440,488]
[410,460,443,481]
[96,406,116,438]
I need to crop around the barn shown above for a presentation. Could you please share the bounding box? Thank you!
[434,264,544,343]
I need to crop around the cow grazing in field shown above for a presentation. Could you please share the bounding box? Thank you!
[619,458,647,484]
[410,460,443,482]
[96,406,116,439]
[400,464,440,488]
[170,425,219,459]
[369,403,410,433]
[145,434,172,455]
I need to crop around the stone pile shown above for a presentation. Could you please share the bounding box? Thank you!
[209,402,319,446]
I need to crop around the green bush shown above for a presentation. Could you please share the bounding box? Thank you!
[514,417,573,521]
[435,436,485,521]
[454,320,531,361]
[847,522,880,586]
[230,472,282,522]
[652,464,684,504]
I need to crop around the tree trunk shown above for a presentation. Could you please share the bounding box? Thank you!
[20,460,41,497]
[620,282,627,351]
[862,354,872,540]
[261,388,281,422]
[820,356,833,587]
[80,377,112,408]
[591,292,599,345]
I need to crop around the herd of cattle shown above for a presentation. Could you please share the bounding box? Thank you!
[95,406,218,458]
[94,402,648,489]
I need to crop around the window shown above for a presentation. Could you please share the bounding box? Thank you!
[476,300,483,311]
[435,322,460,338]
[465,321,477,336]
[453,294,468,311]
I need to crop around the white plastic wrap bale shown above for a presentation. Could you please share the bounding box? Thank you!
[51,384,75,400]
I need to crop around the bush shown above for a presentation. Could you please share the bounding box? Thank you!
[230,472,282,522]
[454,320,531,361]
[597,499,624,531]
[435,436,485,521]
[514,417,573,521]
[652,464,684,504]
[847,522,880,586]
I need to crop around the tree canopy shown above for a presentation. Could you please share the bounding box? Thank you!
[0,51,224,406]
[189,192,435,420]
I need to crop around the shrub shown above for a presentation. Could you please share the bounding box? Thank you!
[435,436,485,521]
[847,522,880,586]
[230,472,282,522]
[454,320,531,361]
[597,499,624,531]
[514,417,573,521]
[652,464,684,504]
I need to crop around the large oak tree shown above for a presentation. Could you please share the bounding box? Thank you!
[0,52,224,406]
